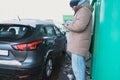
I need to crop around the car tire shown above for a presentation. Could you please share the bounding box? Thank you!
[43,55,54,80]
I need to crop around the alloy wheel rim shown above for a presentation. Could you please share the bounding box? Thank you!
[46,59,53,77]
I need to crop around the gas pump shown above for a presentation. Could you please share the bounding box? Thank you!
[91,0,120,80]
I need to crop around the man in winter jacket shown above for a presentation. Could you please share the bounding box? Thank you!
[65,0,93,80]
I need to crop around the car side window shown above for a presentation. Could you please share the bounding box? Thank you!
[54,26,61,36]
[45,25,55,36]
[39,27,46,35]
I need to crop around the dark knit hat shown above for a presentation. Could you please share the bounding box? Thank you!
[69,0,79,7]
[69,0,90,7]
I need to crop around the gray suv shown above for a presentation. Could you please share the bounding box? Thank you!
[0,19,67,80]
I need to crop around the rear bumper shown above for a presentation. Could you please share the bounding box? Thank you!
[0,65,44,79]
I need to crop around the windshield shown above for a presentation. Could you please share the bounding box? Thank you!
[0,24,33,41]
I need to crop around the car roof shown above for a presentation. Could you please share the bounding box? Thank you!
[0,19,54,28]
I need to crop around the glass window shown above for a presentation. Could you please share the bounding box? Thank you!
[39,27,45,35]
[0,24,33,41]
[54,26,61,36]
[45,25,55,36]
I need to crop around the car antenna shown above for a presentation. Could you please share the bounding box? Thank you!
[17,16,21,21]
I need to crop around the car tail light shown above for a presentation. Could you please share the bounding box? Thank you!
[12,40,43,51]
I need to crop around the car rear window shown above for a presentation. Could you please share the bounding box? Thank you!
[0,24,33,41]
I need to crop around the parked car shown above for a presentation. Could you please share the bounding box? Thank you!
[0,19,67,80]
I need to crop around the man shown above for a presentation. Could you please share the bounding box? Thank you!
[64,0,93,80]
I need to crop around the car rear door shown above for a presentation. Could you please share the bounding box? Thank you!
[45,25,58,52]
[53,26,66,51]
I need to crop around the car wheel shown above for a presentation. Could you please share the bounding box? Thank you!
[43,55,54,80]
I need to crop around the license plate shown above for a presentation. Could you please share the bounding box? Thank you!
[0,50,8,56]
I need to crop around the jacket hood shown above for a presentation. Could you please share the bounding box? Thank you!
[77,0,90,6]
[81,3,94,12]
